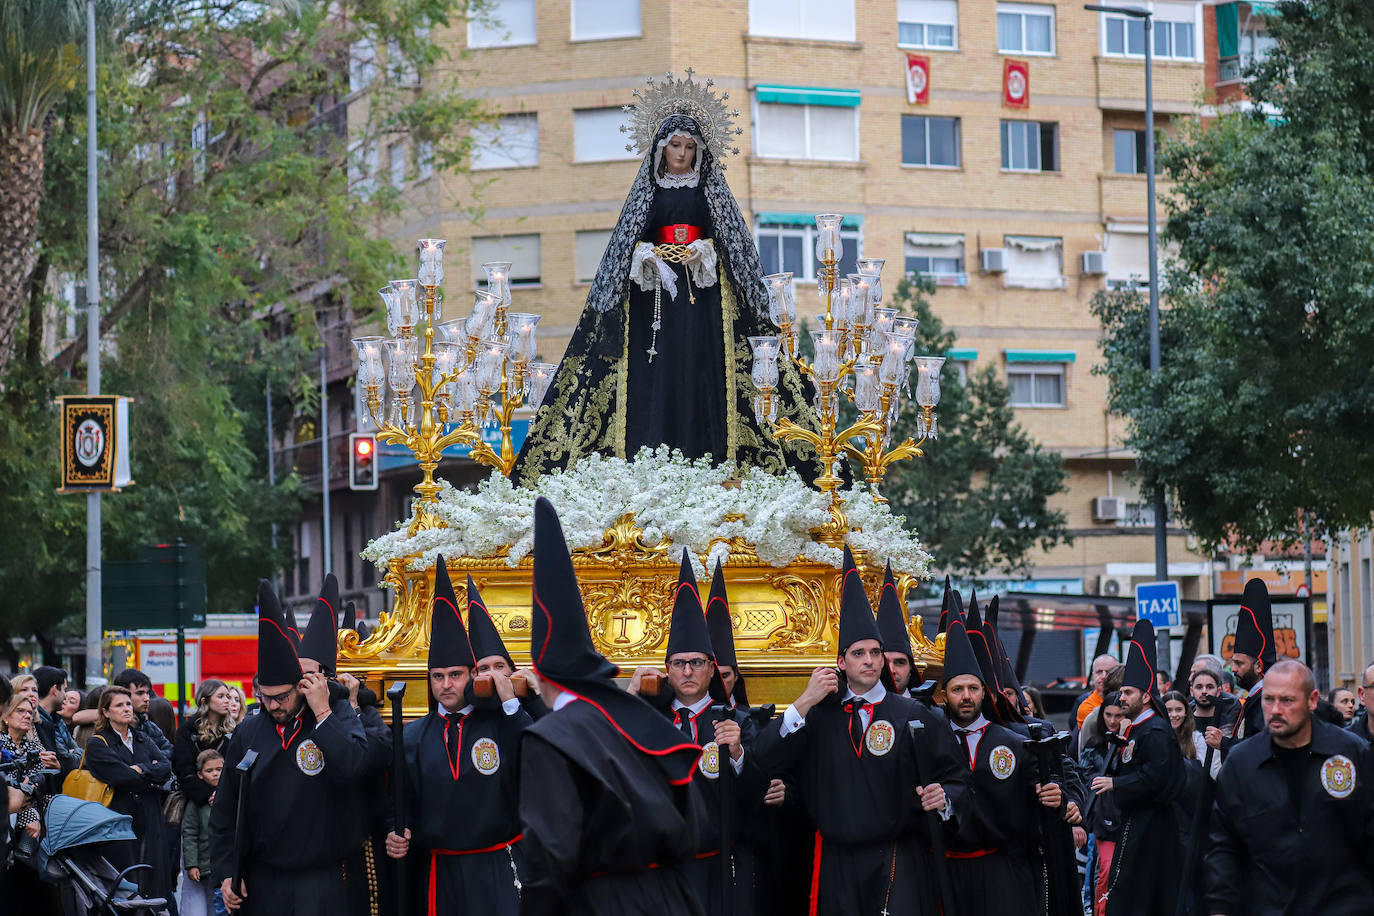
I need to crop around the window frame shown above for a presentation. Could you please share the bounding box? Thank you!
[904,232,967,286]
[570,0,642,41]
[1000,119,1058,172]
[471,234,543,288]
[388,142,406,189]
[753,98,861,162]
[1098,4,1201,62]
[1006,362,1067,408]
[896,0,959,51]
[996,2,1056,56]
[748,0,857,42]
[468,0,538,49]
[574,228,614,283]
[471,113,540,171]
[755,220,864,283]
[901,114,961,169]
[572,107,639,163]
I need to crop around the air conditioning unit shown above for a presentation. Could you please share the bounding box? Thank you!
[1081,250,1108,275]
[1098,575,1131,598]
[980,248,1008,273]
[1093,496,1127,521]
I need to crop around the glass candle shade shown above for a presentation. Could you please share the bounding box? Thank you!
[853,359,881,413]
[764,273,797,328]
[814,214,844,264]
[436,318,468,346]
[913,356,946,409]
[856,258,886,304]
[352,337,384,388]
[810,328,845,384]
[849,273,877,328]
[482,261,513,307]
[474,338,509,394]
[469,290,500,340]
[890,316,919,339]
[384,338,418,398]
[527,362,556,410]
[506,313,541,364]
[388,280,421,336]
[879,337,912,386]
[417,238,446,288]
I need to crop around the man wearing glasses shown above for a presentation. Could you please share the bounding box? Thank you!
[629,550,764,916]
[211,580,366,916]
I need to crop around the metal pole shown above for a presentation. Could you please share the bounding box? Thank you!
[175,538,187,723]
[320,353,332,575]
[266,376,278,590]
[1144,14,1167,587]
[85,0,103,681]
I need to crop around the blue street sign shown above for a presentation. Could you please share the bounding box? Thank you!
[1136,580,1180,628]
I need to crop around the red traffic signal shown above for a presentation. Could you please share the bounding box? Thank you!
[349,433,378,491]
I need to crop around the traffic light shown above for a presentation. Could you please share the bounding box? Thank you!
[350,433,378,490]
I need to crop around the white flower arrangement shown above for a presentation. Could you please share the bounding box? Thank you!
[361,447,933,581]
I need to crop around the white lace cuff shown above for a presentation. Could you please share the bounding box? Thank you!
[631,241,679,299]
[687,239,718,288]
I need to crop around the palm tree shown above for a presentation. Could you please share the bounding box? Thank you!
[0,0,90,375]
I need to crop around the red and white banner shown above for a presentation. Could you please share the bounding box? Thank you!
[905,54,930,105]
[1003,59,1030,109]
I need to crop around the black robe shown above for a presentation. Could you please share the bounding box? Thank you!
[1205,718,1374,915]
[517,699,704,916]
[1103,711,1186,916]
[752,691,970,916]
[943,722,1040,916]
[657,700,766,916]
[349,701,394,916]
[209,699,367,916]
[397,705,531,916]
[85,727,173,900]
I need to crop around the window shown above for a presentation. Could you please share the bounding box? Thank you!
[754,92,860,161]
[1105,225,1156,290]
[1240,28,1276,66]
[1003,236,1065,289]
[1007,363,1065,407]
[1118,500,1171,528]
[386,33,423,88]
[575,229,613,283]
[996,2,1054,54]
[1113,128,1147,174]
[756,217,862,283]
[416,141,434,181]
[349,37,377,92]
[349,141,379,197]
[946,350,977,384]
[469,0,537,48]
[471,234,541,287]
[572,0,641,40]
[1001,120,1057,172]
[898,0,957,49]
[388,143,406,189]
[1102,5,1196,61]
[191,113,208,183]
[296,523,312,597]
[904,233,966,285]
[471,114,539,170]
[901,116,960,167]
[573,107,637,162]
[749,0,856,41]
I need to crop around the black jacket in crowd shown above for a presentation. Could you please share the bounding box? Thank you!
[1348,707,1374,746]
[173,713,234,806]
[1206,718,1374,915]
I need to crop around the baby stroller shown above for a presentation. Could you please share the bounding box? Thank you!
[39,795,171,916]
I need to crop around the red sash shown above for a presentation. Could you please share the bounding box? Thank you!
[655,224,703,245]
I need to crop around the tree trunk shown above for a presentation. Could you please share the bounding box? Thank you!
[0,125,46,377]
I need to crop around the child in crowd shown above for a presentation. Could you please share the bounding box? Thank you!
[181,748,223,916]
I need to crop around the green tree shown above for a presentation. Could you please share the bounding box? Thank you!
[0,0,485,661]
[879,277,1071,580]
[1092,0,1374,549]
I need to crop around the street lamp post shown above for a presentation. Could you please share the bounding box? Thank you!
[1087,2,1169,657]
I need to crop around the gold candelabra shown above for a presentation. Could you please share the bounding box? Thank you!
[752,215,946,541]
[353,241,555,532]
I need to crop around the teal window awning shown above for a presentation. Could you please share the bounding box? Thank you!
[1217,2,1239,58]
[755,85,862,108]
[1005,349,1076,363]
[946,348,978,361]
[756,212,864,228]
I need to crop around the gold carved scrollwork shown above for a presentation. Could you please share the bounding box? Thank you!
[584,573,675,660]
[578,513,673,569]
[338,558,433,662]
[765,573,836,651]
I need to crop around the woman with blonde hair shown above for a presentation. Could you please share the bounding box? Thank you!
[1,694,48,840]
[172,679,235,808]
[227,684,247,726]
[9,673,38,707]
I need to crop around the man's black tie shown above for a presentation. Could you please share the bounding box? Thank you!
[444,712,466,770]
[955,728,972,767]
[674,708,695,742]
[843,700,870,752]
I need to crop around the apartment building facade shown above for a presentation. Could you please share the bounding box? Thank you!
[315,0,1244,614]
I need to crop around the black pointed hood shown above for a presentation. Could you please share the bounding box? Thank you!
[984,596,1023,696]
[665,550,714,660]
[1122,618,1159,694]
[298,573,339,674]
[876,562,913,662]
[706,560,749,708]
[941,616,983,685]
[256,579,302,687]
[428,557,476,671]
[466,575,513,669]
[530,497,702,785]
[1233,577,1276,669]
[963,593,999,690]
[938,575,956,634]
[838,546,883,654]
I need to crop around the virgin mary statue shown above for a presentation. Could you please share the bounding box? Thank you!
[511,71,826,486]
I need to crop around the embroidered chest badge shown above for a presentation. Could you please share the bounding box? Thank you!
[1321,754,1355,799]
[471,737,501,775]
[866,719,896,757]
[1121,739,1136,764]
[989,745,1017,780]
[296,739,325,776]
[673,225,689,243]
[698,741,721,780]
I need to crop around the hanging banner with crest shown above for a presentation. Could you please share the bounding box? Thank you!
[905,54,931,105]
[59,395,134,492]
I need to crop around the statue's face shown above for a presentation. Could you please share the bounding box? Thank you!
[663,134,698,175]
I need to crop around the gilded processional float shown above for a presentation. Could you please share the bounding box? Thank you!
[338,72,947,714]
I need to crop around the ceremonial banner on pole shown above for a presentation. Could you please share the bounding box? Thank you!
[59,395,133,492]
[1003,59,1030,109]
[905,53,931,105]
